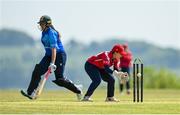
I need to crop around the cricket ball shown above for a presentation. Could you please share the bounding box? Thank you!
[137,73,141,77]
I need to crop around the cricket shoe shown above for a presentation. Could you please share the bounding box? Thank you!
[75,84,83,101]
[20,90,36,100]
[105,97,119,102]
[81,96,93,102]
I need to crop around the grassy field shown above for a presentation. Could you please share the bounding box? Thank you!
[0,89,180,114]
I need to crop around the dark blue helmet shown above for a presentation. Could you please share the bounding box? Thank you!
[38,15,52,24]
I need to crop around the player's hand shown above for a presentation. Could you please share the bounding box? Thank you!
[48,63,57,73]
[113,70,123,78]
[121,72,129,81]
[113,70,129,81]
[118,72,129,84]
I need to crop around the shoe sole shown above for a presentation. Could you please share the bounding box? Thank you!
[20,90,34,100]
[81,99,93,102]
[105,100,119,102]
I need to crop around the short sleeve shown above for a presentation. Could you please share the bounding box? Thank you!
[48,30,57,48]
[102,52,110,66]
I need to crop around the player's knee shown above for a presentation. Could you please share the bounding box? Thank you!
[32,64,41,78]
[52,78,72,87]
[33,64,40,72]
[93,79,101,86]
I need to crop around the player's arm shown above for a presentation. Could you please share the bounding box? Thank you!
[49,30,57,72]
[104,64,123,77]
[51,48,56,64]
[114,61,129,79]
[104,65,113,74]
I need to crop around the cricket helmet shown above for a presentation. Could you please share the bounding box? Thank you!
[38,15,52,24]
[111,44,126,55]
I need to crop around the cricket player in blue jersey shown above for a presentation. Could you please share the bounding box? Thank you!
[21,15,82,100]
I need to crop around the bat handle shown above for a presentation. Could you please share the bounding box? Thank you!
[45,68,51,79]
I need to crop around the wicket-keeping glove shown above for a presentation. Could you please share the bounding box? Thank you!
[113,70,129,81]
[113,70,123,78]
[120,72,129,83]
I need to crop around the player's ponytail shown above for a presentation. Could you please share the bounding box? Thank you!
[48,24,61,40]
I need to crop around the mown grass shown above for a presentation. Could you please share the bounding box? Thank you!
[0,89,180,114]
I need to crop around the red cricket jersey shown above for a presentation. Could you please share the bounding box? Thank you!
[120,51,132,68]
[87,51,120,69]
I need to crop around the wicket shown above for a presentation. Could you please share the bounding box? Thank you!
[133,58,143,102]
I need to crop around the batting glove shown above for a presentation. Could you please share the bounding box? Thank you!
[49,63,57,73]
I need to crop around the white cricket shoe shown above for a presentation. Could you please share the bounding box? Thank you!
[75,84,83,101]
[105,97,119,102]
[82,96,93,102]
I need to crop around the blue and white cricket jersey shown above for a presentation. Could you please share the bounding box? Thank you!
[41,27,65,56]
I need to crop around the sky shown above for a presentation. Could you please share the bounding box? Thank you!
[0,0,180,49]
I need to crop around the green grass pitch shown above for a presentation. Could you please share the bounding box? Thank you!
[0,89,180,114]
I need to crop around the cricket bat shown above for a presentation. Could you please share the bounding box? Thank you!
[35,68,51,97]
